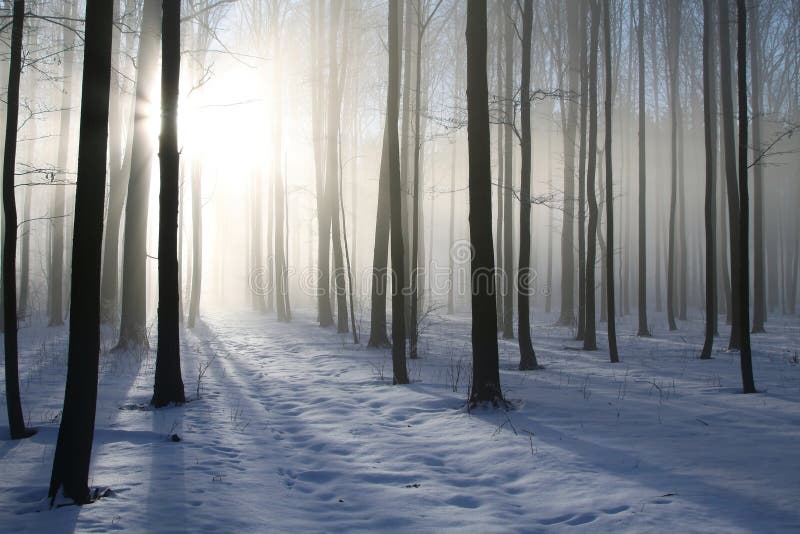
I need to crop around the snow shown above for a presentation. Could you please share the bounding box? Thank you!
[1,307,799,532]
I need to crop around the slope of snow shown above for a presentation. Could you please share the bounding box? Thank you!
[1,308,799,532]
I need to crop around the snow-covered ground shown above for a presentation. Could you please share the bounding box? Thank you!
[1,307,799,532]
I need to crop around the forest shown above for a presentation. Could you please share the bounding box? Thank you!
[1,0,799,531]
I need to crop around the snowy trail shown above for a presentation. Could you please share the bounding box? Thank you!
[1,308,799,532]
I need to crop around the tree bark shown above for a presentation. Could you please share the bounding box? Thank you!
[735,0,755,393]
[576,0,589,341]
[467,0,503,406]
[48,0,114,502]
[603,0,619,363]
[517,0,539,370]
[2,0,30,441]
[666,0,681,332]
[116,0,161,349]
[583,0,600,352]
[700,0,717,359]
[152,0,185,408]
[749,0,766,333]
[387,0,409,385]
[636,0,649,337]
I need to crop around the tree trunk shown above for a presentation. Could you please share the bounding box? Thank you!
[187,164,202,327]
[387,0,409,385]
[367,126,391,346]
[116,0,161,349]
[636,0,649,336]
[735,0,755,393]
[558,0,580,327]
[152,0,185,408]
[48,0,114,502]
[749,0,766,333]
[18,179,31,319]
[603,0,618,363]
[467,0,503,406]
[718,0,742,349]
[2,0,30,441]
[501,0,514,339]
[576,0,589,341]
[517,0,539,371]
[700,0,717,359]
[273,21,289,323]
[583,0,600,352]
[666,0,681,332]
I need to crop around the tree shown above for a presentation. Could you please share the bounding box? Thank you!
[635,0,650,337]
[409,0,445,359]
[466,0,503,406]
[151,0,186,408]
[735,0,755,393]
[576,0,589,341]
[387,0,410,385]
[557,0,581,327]
[500,0,514,339]
[100,0,135,324]
[749,0,766,333]
[602,0,618,364]
[116,0,162,349]
[583,0,600,352]
[718,0,742,350]
[2,0,32,441]
[700,0,717,360]
[517,0,539,371]
[49,0,114,503]
[665,0,681,332]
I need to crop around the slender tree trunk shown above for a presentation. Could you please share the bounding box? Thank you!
[18,178,31,319]
[501,0,514,338]
[387,0,409,385]
[735,0,755,393]
[2,0,30,441]
[636,0,649,336]
[116,0,161,349]
[576,0,589,341]
[368,126,391,346]
[273,21,289,322]
[700,0,717,359]
[719,0,742,349]
[666,0,681,331]
[583,0,600,351]
[558,0,580,327]
[152,0,185,408]
[517,0,539,370]
[100,0,134,324]
[48,0,114,502]
[467,0,503,406]
[187,164,202,327]
[603,0,618,363]
[749,0,765,333]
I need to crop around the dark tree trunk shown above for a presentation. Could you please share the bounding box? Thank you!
[718,0,742,350]
[116,0,161,349]
[576,0,589,341]
[387,0,409,385]
[517,0,539,371]
[367,126,391,346]
[558,0,580,327]
[583,0,600,352]
[636,0,650,337]
[603,0,619,364]
[749,0,765,333]
[666,0,681,332]
[2,0,30,441]
[48,0,114,502]
[151,0,185,408]
[700,0,717,359]
[467,0,503,406]
[735,0,755,393]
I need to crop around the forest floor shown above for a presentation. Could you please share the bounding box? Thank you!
[1,306,799,532]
